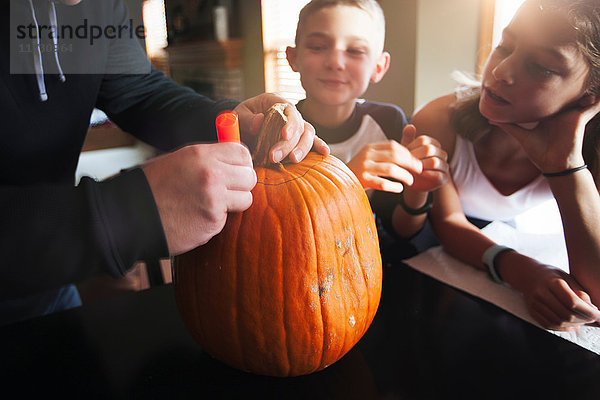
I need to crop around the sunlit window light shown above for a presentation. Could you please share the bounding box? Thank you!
[492,0,525,47]
[142,0,168,59]
[261,0,310,103]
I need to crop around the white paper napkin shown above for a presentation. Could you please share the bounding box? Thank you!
[404,220,600,355]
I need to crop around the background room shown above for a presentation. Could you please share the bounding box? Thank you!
[78,0,524,180]
[76,0,528,292]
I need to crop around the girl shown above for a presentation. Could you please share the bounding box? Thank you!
[412,0,600,331]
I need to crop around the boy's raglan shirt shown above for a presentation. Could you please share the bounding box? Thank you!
[298,99,408,163]
[1,0,238,319]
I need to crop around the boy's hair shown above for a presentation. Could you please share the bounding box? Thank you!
[450,0,600,189]
[295,0,386,53]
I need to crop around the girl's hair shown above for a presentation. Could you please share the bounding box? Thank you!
[295,0,386,53]
[450,0,600,188]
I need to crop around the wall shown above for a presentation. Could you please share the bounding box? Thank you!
[414,0,481,113]
[239,0,266,98]
[364,0,418,117]
[232,0,482,118]
[365,0,481,117]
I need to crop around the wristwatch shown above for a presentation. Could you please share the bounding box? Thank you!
[482,245,513,284]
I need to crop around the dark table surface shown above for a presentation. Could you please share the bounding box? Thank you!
[1,262,599,399]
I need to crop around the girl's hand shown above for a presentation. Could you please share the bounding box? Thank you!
[517,263,600,331]
[491,100,600,173]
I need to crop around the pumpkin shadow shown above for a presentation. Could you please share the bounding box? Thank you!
[127,344,379,399]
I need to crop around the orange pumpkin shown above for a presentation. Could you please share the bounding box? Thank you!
[173,104,382,377]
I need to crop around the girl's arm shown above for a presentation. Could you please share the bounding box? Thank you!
[415,95,600,330]
[494,102,600,305]
[412,94,498,267]
[549,169,600,304]
[430,169,600,331]
[429,179,494,266]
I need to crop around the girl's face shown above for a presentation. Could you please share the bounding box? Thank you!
[479,1,591,124]
[286,5,388,109]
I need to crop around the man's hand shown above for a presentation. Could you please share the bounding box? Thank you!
[143,142,257,255]
[234,93,329,163]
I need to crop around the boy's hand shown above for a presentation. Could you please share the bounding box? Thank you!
[234,94,329,163]
[346,124,448,193]
[400,124,449,192]
[346,138,422,192]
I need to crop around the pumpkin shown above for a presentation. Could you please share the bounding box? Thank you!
[172,103,382,377]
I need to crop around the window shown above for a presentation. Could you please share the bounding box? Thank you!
[477,0,525,74]
[492,0,525,47]
[142,0,168,59]
[261,0,310,103]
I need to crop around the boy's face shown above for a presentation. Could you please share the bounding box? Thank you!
[287,5,389,109]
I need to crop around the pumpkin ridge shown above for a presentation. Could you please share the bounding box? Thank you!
[295,169,329,373]
[255,189,288,375]
[276,174,294,376]
[286,171,323,375]
[233,214,248,368]
[331,166,370,325]
[346,179,379,336]
[347,192,374,339]
[319,170,354,365]
[319,156,363,189]
[301,166,351,370]
[226,213,244,371]
[237,186,270,373]
[256,155,324,186]
[309,162,375,360]
[270,193,290,376]
[263,172,290,376]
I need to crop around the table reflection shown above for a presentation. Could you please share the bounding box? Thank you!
[1,262,598,399]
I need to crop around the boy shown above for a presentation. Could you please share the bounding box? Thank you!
[286,0,448,256]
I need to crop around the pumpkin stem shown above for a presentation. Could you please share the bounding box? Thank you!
[253,103,289,167]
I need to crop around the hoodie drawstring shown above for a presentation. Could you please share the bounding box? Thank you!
[48,2,66,83]
[28,0,47,101]
[28,0,67,102]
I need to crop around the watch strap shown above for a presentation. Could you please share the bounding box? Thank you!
[482,245,513,284]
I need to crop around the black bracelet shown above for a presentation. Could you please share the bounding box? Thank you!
[542,164,588,177]
[397,190,434,215]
